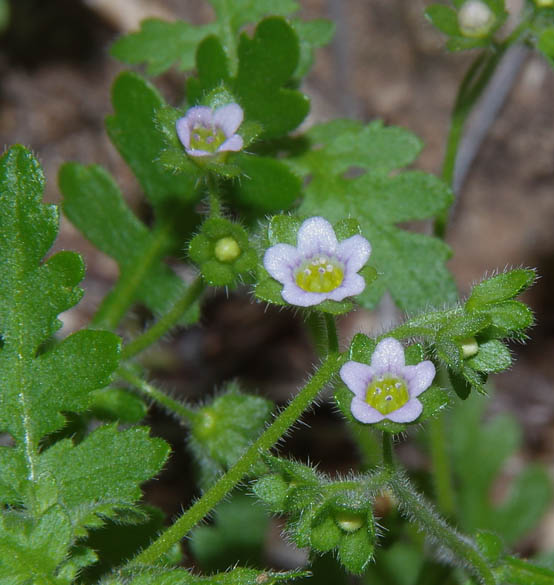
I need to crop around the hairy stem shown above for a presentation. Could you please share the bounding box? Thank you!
[390,474,496,585]
[428,408,456,518]
[125,352,345,568]
[382,432,395,470]
[92,222,172,329]
[121,276,205,361]
[206,173,222,217]
[324,313,339,353]
[118,366,199,424]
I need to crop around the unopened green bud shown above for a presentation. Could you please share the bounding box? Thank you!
[335,510,364,533]
[214,236,241,262]
[461,336,479,358]
[535,0,553,7]
[458,1,495,38]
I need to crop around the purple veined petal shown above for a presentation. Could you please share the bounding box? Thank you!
[340,361,374,398]
[185,148,212,157]
[386,398,423,423]
[184,106,213,127]
[176,116,192,148]
[371,337,405,369]
[218,134,243,153]
[214,103,244,137]
[351,397,385,424]
[326,273,366,302]
[263,243,300,283]
[296,217,338,257]
[281,283,325,307]
[404,361,436,397]
[337,234,371,273]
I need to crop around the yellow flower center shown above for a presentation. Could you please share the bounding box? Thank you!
[365,375,409,415]
[214,237,241,262]
[295,256,344,293]
[190,125,227,153]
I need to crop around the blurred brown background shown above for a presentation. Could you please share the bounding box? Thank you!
[1,0,553,561]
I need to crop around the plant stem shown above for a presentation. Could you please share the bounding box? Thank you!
[324,313,339,353]
[125,352,344,568]
[428,410,456,519]
[92,223,172,329]
[390,473,496,585]
[118,366,199,424]
[206,173,222,217]
[121,276,205,361]
[382,432,395,470]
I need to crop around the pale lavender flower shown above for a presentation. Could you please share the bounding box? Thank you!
[340,338,435,424]
[263,217,371,307]
[176,103,244,157]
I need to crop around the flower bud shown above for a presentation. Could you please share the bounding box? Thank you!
[460,336,479,358]
[534,0,553,7]
[214,236,241,262]
[335,510,365,533]
[458,1,495,38]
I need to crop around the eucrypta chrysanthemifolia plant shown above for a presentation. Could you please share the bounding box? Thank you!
[1,0,553,583]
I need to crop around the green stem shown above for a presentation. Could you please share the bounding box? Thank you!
[305,312,328,358]
[428,404,456,518]
[324,313,339,353]
[121,276,205,361]
[206,173,222,217]
[499,556,554,585]
[390,474,496,585]
[92,223,172,329]
[382,432,395,470]
[125,352,344,568]
[118,366,199,424]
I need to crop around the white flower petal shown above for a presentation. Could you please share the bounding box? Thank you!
[185,148,212,157]
[404,361,436,397]
[386,398,423,423]
[184,106,213,127]
[296,217,338,257]
[337,234,371,273]
[351,397,385,424]
[218,134,243,152]
[281,284,325,307]
[340,361,375,398]
[371,337,405,369]
[176,116,191,148]
[263,243,299,284]
[326,273,365,302]
[214,103,244,136]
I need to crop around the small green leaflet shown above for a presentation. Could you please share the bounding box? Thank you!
[110,0,332,79]
[286,120,458,312]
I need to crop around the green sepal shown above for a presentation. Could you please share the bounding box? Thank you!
[476,300,534,339]
[189,218,258,287]
[189,383,273,487]
[89,387,148,423]
[310,513,343,553]
[466,339,511,373]
[474,530,504,563]
[465,269,536,311]
[252,474,289,512]
[337,523,375,575]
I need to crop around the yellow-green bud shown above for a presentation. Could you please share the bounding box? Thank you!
[335,510,364,533]
[461,336,479,359]
[534,0,553,6]
[458,1,495,38]
[214,237,241,262]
